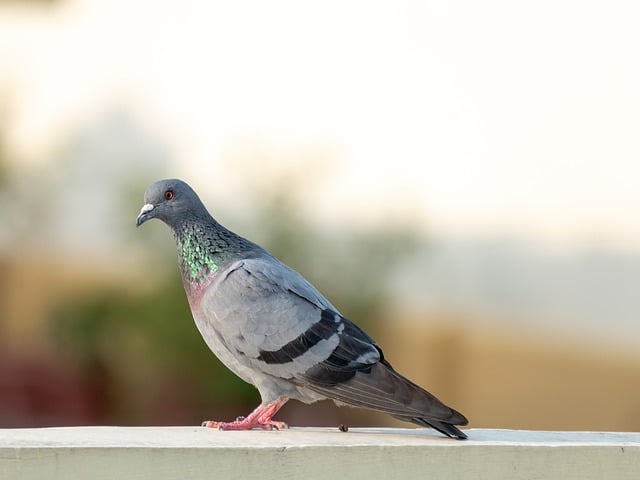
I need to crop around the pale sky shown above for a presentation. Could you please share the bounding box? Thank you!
[1,0,639,250]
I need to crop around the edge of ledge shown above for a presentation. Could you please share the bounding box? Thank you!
[0,427,639,449]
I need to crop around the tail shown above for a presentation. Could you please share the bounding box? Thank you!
[305,360,468,440]
[394,415,468,440]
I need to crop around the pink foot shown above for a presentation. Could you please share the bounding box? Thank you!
[202,397,289,431]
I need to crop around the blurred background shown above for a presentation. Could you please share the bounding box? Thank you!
[1,0,639,432]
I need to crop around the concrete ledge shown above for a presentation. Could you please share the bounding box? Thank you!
[1,427,639,479]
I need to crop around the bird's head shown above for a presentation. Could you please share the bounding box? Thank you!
[136,178,204,228]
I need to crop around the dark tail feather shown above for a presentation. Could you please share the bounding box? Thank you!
[304,361,468,439]
[395,415,468,440]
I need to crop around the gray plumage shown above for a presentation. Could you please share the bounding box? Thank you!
[136,178,468,439]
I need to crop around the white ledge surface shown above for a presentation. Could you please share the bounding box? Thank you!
[1,427,639,480]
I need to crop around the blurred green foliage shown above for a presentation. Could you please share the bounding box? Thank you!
[50,275,257,424]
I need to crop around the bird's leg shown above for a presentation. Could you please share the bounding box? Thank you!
[202,397,289,430]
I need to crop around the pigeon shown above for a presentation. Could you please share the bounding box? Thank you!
[136,178,468,439]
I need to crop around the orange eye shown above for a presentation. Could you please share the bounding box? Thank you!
[164,190,174,200]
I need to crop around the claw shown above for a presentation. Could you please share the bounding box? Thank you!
[201,397,289,431]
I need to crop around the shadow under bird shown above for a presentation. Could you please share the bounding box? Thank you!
[136,179,468,439]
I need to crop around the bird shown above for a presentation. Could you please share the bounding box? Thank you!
[136,178,469,439]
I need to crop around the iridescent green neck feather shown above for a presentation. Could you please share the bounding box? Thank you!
[177,225,220,283]
[172,216,257,286]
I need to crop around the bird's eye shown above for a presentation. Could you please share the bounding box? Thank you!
[164,190,174,200]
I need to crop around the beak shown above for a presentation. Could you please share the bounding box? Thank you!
[136,203,155,227]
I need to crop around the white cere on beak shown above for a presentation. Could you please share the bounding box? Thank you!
[139,203,154,215]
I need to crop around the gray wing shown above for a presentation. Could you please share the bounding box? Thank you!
[200,255,381,382]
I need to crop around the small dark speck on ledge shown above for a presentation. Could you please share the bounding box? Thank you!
[338,424,349,432]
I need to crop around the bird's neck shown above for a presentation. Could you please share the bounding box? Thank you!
[172,216,255,287]
[174,224,219,286]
